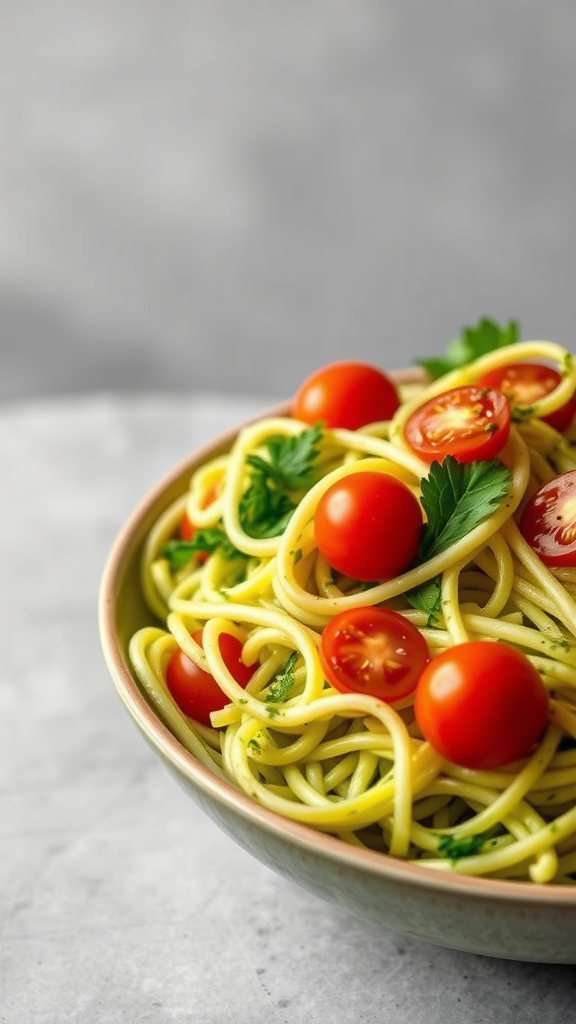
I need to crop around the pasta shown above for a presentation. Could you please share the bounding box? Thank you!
[129,338,576,883]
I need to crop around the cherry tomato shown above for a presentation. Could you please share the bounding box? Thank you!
[477,362,576,433]
[519,470,576,567]
[404,385,511,464]
[414,640,549,769]
[166,630,255,726]
[292,361,400,431]
[179,511,194,541]
[314,471,423,581]
[320,606,429,703]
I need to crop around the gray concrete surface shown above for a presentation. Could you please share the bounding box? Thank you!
[1,1,576,402]
[5,392,576,1022]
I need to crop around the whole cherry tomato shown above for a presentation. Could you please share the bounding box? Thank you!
[292,361,400,430]
[477,362,576,433]
[519,470,576,567]
[414,640,549,769]
[320,606,430,703]
[314,471,423,581]
[404,385,511,464]
[166,630,255,726]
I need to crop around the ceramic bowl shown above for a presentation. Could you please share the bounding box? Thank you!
[98,382,576,964]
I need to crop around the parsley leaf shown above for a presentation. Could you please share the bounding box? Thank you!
[406,456,511,614]
[265,651,299,703]
[417,317,520,380]
[240,423,323,539]
[263,426,323,489]
[163,525,242,571]
[418,456,511,562]
[405,575,443,621]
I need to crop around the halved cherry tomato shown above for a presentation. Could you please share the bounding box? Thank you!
[414,640,549,769]
[477,362,576,433]
[404,385,511,464]
[519,470,576,567]
[292,361,400,431]
[320,606,429,703]
[314,471,423,581]
[166,630,255,726]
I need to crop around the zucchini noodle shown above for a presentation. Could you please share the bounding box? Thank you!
[129,339,576,883]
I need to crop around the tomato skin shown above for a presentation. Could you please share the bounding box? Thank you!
[314,471,423,581]
[404,385,511,464]
[180,511,195,541]
[292,361,400,430]
[519,470,576,567]
[477,362,576,433]
[320,606,430,703]
[414,641,549,769]
[166,630,255,726]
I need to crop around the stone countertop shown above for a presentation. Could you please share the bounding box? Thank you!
[3,392,576,1024]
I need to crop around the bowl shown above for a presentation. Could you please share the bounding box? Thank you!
[98,379,576,964]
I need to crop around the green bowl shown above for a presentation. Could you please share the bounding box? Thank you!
[99,385,576,963]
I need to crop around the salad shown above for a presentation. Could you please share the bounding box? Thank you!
[129,318,576,883]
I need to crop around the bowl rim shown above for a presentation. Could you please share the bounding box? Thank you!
[98,373,576,910]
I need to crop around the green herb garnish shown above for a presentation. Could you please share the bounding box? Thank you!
[418,456,511,561]
[266,704,283,719]
[265,652,298,703]
[406,575,443,622]
[437,827,502,862]
[163,525,242,571]
[416,317,520,381]
[406,456,511,615]
[240,423,323,539]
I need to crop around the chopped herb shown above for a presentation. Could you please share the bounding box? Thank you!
[266,704,283,719]
[546,637,571,652]
[437,827,502,862]
[163,525,242,570]
[416,317,521,381]
[265,652,298,703]
[291,547,303,565]
[240,423,323,538]
[247,737,261,753]
[406,456,512,614]
[511,404,537,423]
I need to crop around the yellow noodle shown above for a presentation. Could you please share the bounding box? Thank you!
[441,557,473,645]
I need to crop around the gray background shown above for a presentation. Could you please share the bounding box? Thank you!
[2,0,576,403]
